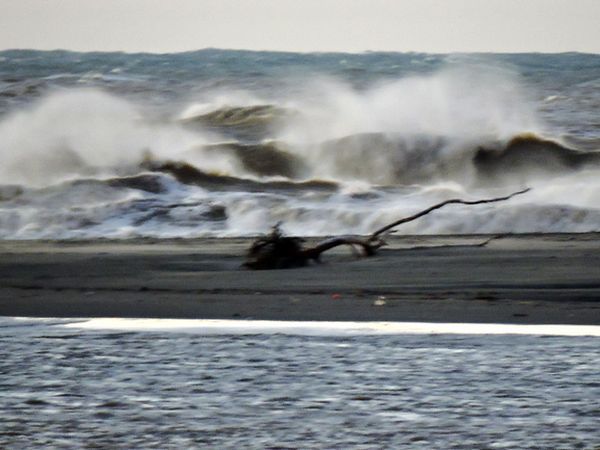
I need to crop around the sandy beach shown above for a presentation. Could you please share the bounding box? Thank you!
[0,233,598,324]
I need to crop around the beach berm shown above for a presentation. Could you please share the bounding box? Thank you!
[1,234,598,324]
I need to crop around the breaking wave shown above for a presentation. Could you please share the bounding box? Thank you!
[0,59,599,239]
[1,87,597,189]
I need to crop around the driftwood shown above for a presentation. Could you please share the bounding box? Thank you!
[368,187,531,240]
[244,188,530,270]
[243,224,386,269]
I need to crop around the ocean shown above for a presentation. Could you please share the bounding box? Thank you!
[0,49,599,239]
[1,318,599,449]
[2,50,599,450]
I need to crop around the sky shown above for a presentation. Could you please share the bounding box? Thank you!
[0,0,599,54]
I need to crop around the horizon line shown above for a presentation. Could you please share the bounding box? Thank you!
[1,47,599,57]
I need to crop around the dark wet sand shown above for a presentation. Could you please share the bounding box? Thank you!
[0,234,599,324]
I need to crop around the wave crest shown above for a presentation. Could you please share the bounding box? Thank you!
[474,134,600,183]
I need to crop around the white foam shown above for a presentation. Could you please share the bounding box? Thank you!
[62,318,600,337]
[0,89,232,187]
[1,69,598,239]
[277,63,542,179]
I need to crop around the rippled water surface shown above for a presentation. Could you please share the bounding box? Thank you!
[1,318,599,449]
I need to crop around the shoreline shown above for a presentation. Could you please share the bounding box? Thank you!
[1,233,599,325]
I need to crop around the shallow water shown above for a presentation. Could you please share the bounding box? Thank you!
[1,318,598,449]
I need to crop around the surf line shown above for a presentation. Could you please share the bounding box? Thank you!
[60,319,600,337]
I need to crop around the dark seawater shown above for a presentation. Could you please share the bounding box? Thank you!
[0,49,599,238]
[0,318,599,449]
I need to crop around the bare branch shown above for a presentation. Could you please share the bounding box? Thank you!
[243,188,531,269]
[369,187,531,240]
[303,236,386,261]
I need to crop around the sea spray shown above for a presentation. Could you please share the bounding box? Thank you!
[0,89,148,185]
[278,63,541,141]
[272,63,544,185]
[0,50,598,238]
[0,89,242,187]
